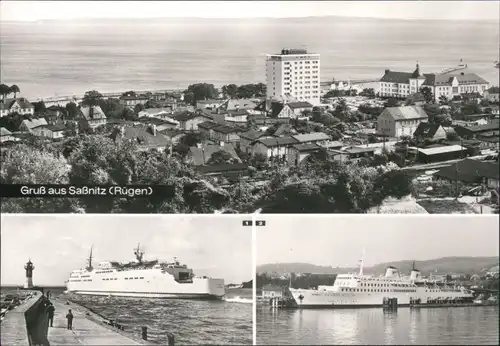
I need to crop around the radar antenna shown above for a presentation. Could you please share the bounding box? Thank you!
[134,243,144,263]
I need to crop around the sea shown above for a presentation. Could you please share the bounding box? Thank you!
[0,17,499,100]
[2,286,252,345]
[257,303,499,345]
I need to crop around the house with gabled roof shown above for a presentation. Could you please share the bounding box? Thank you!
[172,111,210,131]
[239,130,269,153]
[110,125,172,152]
[287,101,314,117]
[0,127,16,143]
[31,124,67,139]
[377,105,429,138]
[250,136,300,163]
[19,117,48,133]
[0,98,35,117]
[80,105,107,129]
[413,123,447,142]
[187,143,241,166]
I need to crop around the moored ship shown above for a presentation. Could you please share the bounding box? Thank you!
[289,252,474,308]
[66,244,225,299]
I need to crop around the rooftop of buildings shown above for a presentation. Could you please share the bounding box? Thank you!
[20,117,48,129]
[33,124,67,132]
[417,145,466,156]
[434,158,499,182]
[292,132,331,143]
[0,97,34,110]
[188,143,241,166]
[382,106,429,121]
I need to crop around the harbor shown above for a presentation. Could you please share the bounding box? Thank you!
[1,289,156,345]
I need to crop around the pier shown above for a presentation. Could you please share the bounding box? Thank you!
[1,290,157,345]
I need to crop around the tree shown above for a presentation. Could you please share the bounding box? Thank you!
[333,98,349,119]
[9,84,20,98]
[184,83,218,105]
[82,90,103,119]
[134,103,145,114]
[0,84,10,99]
[206,150,235,165]
[222,84,238,99]
[32,101,47,113]
[487,86,499,93]
[371,170,414,205]
[236,84,255,99]
[384,98,400,108]
[65,102,80,119]
[420,86,434,103]
[1,144,69,184]
[360,88,376,98]
[439,95,449,105]
[446,131,460,141]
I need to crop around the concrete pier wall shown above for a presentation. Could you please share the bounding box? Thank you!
[0,290,49,346]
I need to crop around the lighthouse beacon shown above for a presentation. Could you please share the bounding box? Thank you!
[24,259,35,289]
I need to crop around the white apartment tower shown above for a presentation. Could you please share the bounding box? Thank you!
[266,48,321,106]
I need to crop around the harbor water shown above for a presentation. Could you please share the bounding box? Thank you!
[1,17,498,99]
[257,303,499,345]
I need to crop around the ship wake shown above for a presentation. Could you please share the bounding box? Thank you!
[223,296,253,304]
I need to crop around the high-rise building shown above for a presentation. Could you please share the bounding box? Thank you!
[266,48,321,106]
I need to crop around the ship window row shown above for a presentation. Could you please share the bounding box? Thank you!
[69,279,82,282]
[341,288,417,293]
[360,283,414,288]
[124,277,145,280]
[102,278,119,281]
[81,275,90,278]
[83,279,92,282]
[96,270,113,274]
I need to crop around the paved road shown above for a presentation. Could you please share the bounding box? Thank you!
[48,300,141,345]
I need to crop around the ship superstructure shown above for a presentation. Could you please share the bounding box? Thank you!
[289,252,473,308]
[66,244,225,299]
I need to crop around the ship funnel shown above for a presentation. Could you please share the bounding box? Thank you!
[409,261,421,281]
[385,266,399,278]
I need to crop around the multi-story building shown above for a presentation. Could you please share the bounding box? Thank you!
[379,64,490,101]
[377,105,429,138]
[266,48,321,106]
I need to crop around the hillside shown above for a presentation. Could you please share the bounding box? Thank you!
[257,256,499,276]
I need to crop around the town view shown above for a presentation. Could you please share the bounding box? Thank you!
[1,52,499,213]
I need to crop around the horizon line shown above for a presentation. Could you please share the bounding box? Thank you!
[258,255,500,269]
[2,15,499,23]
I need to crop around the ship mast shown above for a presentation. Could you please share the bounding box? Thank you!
[358,248,366,276]
[86,246,93,271]
[134,243,144,264]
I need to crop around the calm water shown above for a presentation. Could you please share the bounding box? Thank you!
[257,303,499,345]
[1,17,499,99]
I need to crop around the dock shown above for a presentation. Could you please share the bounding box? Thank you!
[48,298,148,345]
[1,290,158,346]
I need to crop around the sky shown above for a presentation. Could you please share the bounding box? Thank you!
[0,1,498,22]
[257,216,499,267]
[1,215,252,286]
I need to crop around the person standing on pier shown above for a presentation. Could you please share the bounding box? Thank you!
[66,309,74,330]
[46,290,51,300]
[47,303,55,327]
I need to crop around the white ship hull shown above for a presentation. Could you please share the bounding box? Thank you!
[289,287,473,308]
[66,267,225,299]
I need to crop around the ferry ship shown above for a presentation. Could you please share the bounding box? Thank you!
[66,244,225,299]
[289,253,473,308]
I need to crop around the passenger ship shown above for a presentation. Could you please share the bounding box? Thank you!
[66,244,225,299]
[289,252,473,308]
